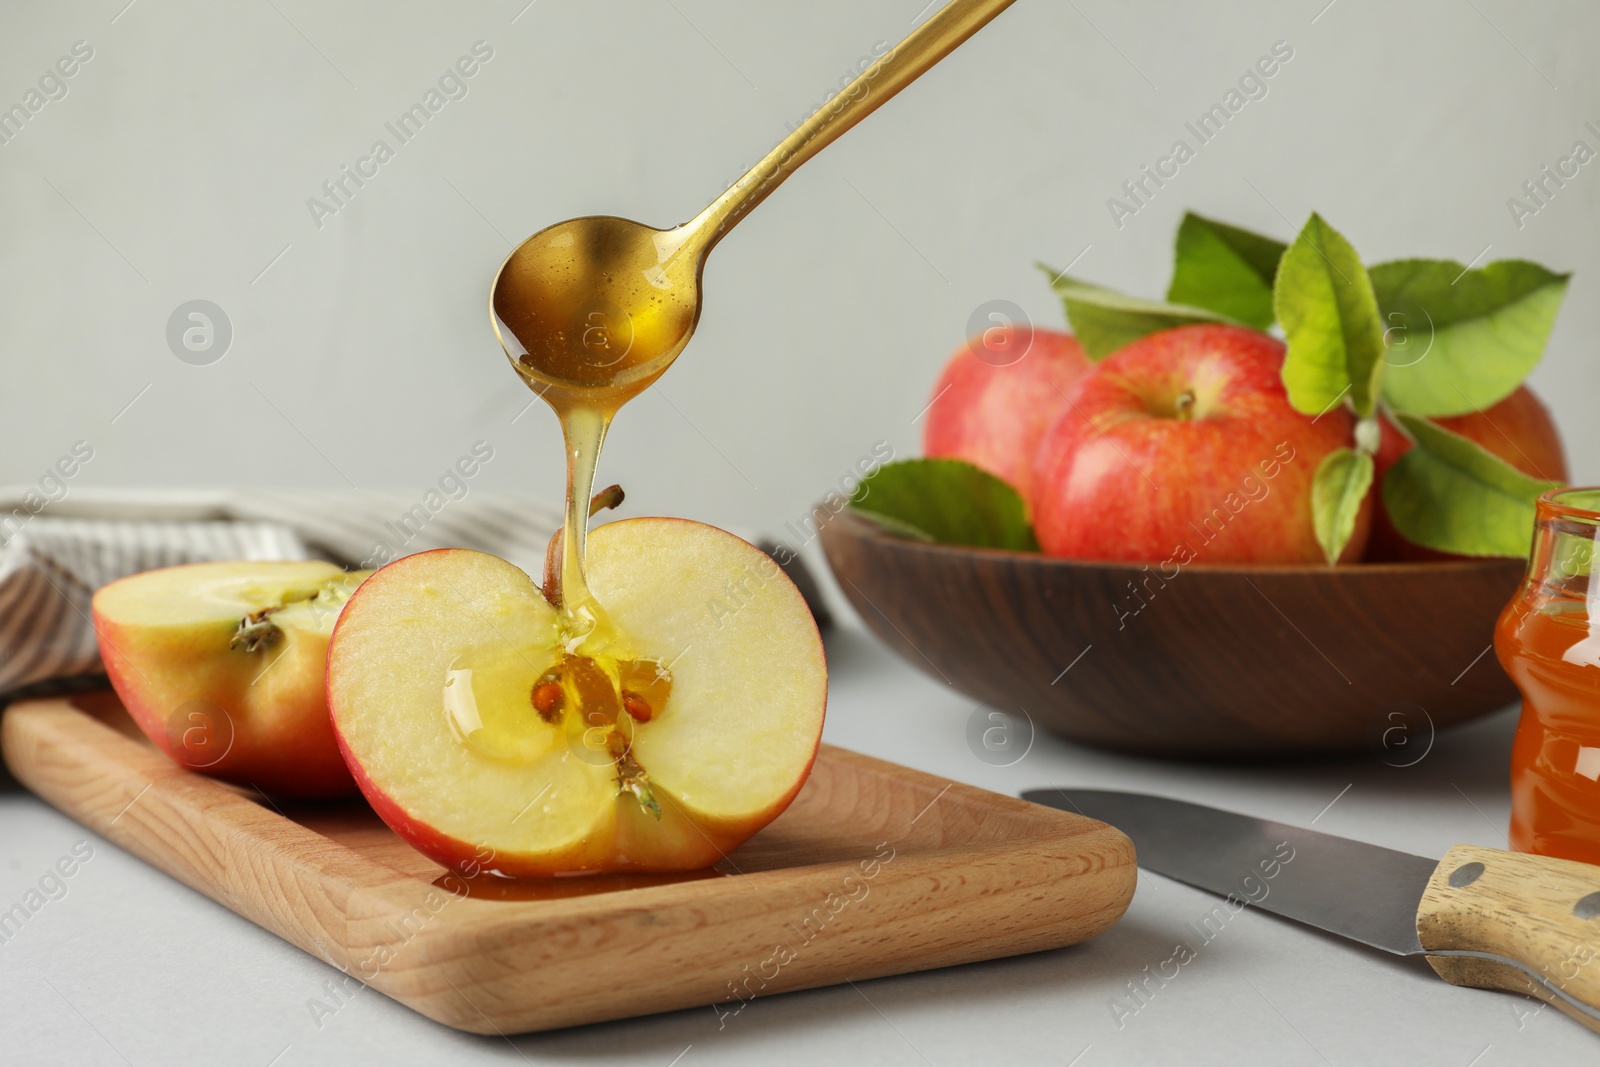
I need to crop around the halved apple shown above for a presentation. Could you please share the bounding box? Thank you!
[326,517,828,877]
[93,561,368,798]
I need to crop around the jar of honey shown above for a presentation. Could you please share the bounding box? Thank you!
[1498,487,1600,865]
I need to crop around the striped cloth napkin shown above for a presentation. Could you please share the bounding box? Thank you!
[0,488,562,696]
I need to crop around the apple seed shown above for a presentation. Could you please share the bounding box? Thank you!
[618,657,673,714]
[621,691,652,722]
[531,674,565,723]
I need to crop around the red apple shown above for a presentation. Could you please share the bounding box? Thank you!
[1366,385,1568,561]
[922,327,1092,501]
[1029,324,1368,564]
[326,518,828,877]
[93,561,367,798]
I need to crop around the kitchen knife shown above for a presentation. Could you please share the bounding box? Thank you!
[1023,787,1600,1032]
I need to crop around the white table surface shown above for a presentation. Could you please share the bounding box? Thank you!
[3,619,1595,1066]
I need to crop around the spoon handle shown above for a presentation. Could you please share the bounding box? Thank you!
[684,0,1017,251]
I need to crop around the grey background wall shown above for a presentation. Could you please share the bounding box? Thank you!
[2,0,1595,554]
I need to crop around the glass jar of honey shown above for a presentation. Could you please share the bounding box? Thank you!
[1498,487,1600,865]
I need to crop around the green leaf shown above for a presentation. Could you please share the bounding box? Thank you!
[1311,448,1374,566]
[1371,258,1570,417]
[1383,414,1560,557]
[1040,267,1236,360]
[1274,213,1387,419]
[849,458,1039,552]
[1166,213,1286,329]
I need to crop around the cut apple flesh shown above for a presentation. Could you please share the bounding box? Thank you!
[328,517,828,877]
[91,560,369,798]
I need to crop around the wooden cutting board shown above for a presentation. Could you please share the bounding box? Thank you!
[2,691,1136,1034]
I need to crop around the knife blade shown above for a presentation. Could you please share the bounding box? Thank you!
[1024,787,1600,1032]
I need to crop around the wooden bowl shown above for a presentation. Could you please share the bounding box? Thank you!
[820,512,1525,759]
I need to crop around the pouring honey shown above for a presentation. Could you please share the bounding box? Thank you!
[1497,487,1600,864]
[483,0,1019,812]
[487,217,705,809]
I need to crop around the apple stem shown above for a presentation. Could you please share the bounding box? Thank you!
[1174,389,1196,419]
[541,485,628,609]
[589,484,625,514]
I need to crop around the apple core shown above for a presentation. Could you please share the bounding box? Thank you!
[438,635,676,818]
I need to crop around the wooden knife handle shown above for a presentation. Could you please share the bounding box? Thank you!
[1417,843,1600,1032]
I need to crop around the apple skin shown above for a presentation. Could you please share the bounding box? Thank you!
[93,562,359,799]
[922,327,1092,501]
[1366,385,1568,561]
[327,520,827,878]
[1029,324,1369,565]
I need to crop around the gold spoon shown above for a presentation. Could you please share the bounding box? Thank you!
[491,0,1018,409]
[491,0,1016,621]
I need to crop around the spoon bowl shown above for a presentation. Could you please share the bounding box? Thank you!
[491,216,703,408]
